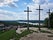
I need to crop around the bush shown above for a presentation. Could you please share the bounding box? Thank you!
[40,30,51,33]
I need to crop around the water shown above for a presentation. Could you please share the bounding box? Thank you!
[18,21,43,25]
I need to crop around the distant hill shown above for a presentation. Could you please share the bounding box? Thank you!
[0,20,18,26]
[0,20,44,23]
[17,20,44,23]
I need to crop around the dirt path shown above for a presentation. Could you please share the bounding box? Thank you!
[20,32,53,40]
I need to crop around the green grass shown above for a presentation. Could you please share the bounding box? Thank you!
[0,29,37,40]
[49,28,53,30]
[0,30,7,34]
[0,31,4,34]
[15,30,34,40]
[0,30,16,40]
[40,30,51,33]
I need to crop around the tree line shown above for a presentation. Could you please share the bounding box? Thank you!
[44,12,53,28]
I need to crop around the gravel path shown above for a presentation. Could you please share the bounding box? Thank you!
[20,32,53,40]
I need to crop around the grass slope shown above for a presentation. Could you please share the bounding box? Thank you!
[15,30,34,40]
[0,30,16,40]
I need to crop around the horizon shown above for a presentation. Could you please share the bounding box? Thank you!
[0,20,44,21]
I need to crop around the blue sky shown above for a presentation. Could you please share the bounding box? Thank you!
[0,0,53,20]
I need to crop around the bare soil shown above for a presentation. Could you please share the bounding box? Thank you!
[20,32,53,40]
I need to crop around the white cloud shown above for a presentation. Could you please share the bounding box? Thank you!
[0,0,53,20]
[33,0,39,4]
[32,0,49,4]
[0,0,18,7]
[0,9,27,20]
[0,9,40,20]
[24,3,27,5]
[26,0,53,20]
[0,10,18,20]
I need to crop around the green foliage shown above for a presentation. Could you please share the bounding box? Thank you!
[44,12,53,28]
[0,31,4,34]
[44,18,48,27]
[50,13,53,28]
[40,30,51,33]
[0,30,16,40]
[0,29,37,40]
[0,21,18,26]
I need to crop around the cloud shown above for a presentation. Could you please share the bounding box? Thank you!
[0,9,27,20]
[0,0,18,7]
[0,9,40,20]
[26,0,53,20]
[32,0,50,4]
[0,10,18,20]
[33,0,39,4]
[0,0,53,20]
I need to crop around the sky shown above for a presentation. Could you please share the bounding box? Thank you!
[0,0,53,20]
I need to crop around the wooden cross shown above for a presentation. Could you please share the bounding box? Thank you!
[47,9,51,28]
[36,5,43,31]
[24,7,32,30]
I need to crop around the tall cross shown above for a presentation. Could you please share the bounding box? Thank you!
[47,9,51,28]
[24,7,32,30]
[36,5,43,31]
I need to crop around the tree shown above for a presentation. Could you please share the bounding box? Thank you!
[50,12,53,28]
[44,18,48,28]
[44,12,53,28]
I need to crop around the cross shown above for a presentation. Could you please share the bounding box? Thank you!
[47,9,51,28]
[36,5,43,31]
[24,7,32,30]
